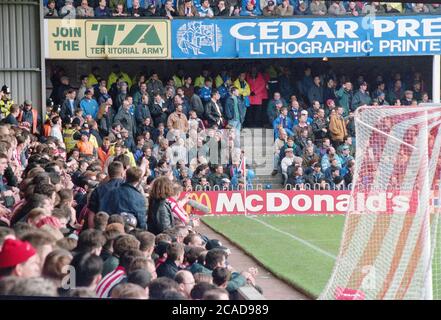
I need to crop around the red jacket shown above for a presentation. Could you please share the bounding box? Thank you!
[246,72,269,106]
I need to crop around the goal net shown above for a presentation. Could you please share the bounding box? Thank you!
[319,105,441,300]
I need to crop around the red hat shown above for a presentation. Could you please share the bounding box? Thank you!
[0,239,37,268]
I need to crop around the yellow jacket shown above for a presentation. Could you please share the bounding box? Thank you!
[107,72,132,90]
[0,99,14,118]
[87,73,99,87]
[233,79,251,97]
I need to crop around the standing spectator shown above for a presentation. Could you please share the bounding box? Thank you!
[101,168,147,230]
[273,107,294,139]
[246,66,268,127]
[307,76,323,106]
[80,90,99,120]
[198,79,213,104]
[329,106,347,148]
[312,108,328,146]
[233,72,251,112]
[147,176,174,235]
[267,92,286,125]
[60,89,79,124]
[76,0,95,17]
[167,105,189,134]
[335,81,353,117]
[276,0,293,15]
[352,82,372,110]
[94,0,112,16]
[225,87,246,132]
[114,99,136,138]
[107,64,132,92]
[205,90,224,128]
[18,100,41,135]
[387,80,404,105]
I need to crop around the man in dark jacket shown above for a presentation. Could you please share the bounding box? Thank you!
[208,165,229,188]
[205,89,224,128]
[88,161,125,220]
[351,81,372,110]
[156,243,184,279]
[101,167,147,230]
[114,99,136,138]
[60,89,79,124]
[225,86,246,131]
[2,104,19,126]
[307,76,323,105]
[135,94,151,128]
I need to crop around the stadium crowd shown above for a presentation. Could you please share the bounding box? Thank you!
[0,57,433,298]
[43,0,441,18]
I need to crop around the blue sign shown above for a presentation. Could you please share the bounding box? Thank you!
[172,15,441,59]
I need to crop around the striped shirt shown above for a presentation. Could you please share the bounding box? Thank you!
[167,198,189,225]
[95,266,126,298]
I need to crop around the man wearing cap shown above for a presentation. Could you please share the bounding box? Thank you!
[0,85,14,119]
[0,239,41,279]
[18,100,40,135]
[352,81,372,110]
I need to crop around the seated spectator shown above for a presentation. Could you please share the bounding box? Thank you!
[346,1,362,16]
[294,0,309,15]
[328,0,346,15]
[273,107,294,139]
[262,0,277,16]
[94,0,112,17]
[215,0,230,16]
[362,1,385,14]
[60,0,76,19]
[76,0,95,17]
[112,3,128,16]
[160,0,177,18]
[145,4,160,16]
[44,0,59,17]
[128,0,145,16]
[309,0,326,15]
[240,0,262,16]
[198,0,214,17]
[179,0,200,16]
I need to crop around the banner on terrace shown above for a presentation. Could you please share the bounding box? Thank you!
[172,15,441,59]
[44,19,171,59]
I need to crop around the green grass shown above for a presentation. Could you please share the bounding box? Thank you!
[202,215,345,298]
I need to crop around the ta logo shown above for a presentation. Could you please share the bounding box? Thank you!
[91,23,162,46]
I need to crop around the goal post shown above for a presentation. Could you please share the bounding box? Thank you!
[319,105,441,300]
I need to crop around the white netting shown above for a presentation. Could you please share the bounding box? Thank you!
[319,105,441,300]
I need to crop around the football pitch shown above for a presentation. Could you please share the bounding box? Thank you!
[202,215,346,298]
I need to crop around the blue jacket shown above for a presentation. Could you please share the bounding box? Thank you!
[273,115,294,139]
[80,98,99,119]
[225,96,246,123]
[198,86,212,103]
[101,183,147,230]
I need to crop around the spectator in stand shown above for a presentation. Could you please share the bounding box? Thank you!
[329,106,347,148]
[233,72,251,111]
[310,0,326,15]
[307,76,323,106]
[94,0,112,16]
[346,1,362,16]
[60,0,76,19]
[273,107,294,139]
[160,0,177,18]
[262,0,277,16]
[245,66,268,127]
[428,3,441,13]
[352,81,372,110]
[197,0,213,16]
[157,242,184,279]
[363,1,385,14]
[0,239,41,279]
[112,3,128,16]
[215,0,230,16]
[335,81,353,117]
[80,90,99,120]
[387,79,404,105]
[276,0,293,15]
[179,0,199,16]
[240,0,261,16]
[76,0,95,17]
[147,176,175,235]
[328,0,346,15]
[267,93,286,125]
[44,0,59,17]
[128,0,146,16]
[205,90,224,128]
[225,87,246,132]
